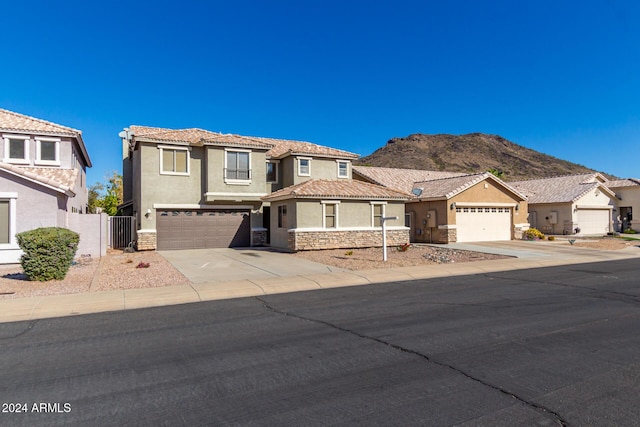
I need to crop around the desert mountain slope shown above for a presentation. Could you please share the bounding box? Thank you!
[355,133,606,181]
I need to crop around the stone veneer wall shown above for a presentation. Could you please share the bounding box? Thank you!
[288,229,410,251]
[432,227,457,244]
[252,229,267,247]
[136,230,157,251]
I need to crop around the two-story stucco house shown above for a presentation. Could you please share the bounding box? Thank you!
[0,108,92,263]
[119,125,410,251]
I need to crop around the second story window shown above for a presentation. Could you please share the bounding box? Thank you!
[160,146,189,175]
[36,138,60,166]
[298,157,311,176]
[337,161,349,178]
[266,161,278,182]
[226,150,251,182]
[3,135,29,164]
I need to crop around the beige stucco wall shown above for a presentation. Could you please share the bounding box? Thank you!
[138,143,204,231]
[527,203,574,234]
[279,156,352,187]
[269,198,406,250]
[205,146,268,195]
[528,187,614,235]
[612,187,640,231]
[408,179,527,243]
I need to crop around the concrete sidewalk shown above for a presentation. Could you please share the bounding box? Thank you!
[1,243,638,324]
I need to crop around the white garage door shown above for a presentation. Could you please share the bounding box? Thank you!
[456,207,512,242]
[576,209,610,235]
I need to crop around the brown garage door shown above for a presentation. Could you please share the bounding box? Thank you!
[156,210,251,250]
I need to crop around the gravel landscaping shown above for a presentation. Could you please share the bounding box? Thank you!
[0,237,637,300]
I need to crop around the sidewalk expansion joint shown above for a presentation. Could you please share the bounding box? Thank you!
[254,296,568,427]
[187,283,203,302]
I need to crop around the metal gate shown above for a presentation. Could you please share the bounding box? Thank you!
[108,216,137,249]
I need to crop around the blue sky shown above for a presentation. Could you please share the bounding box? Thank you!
[2,0,638,185]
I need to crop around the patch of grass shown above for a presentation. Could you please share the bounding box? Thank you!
[616,236,640,241]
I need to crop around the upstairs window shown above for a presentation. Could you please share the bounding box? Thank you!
[266,161,278,182]
[160,146,189,175]
[297,157,311,176]
[337,161,349,178]
[226,150,251,182]
[3,135,29,164]
[36,138,60,165]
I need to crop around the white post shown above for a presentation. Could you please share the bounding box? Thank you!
[381,216,398,261]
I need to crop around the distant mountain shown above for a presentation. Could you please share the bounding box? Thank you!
[355,133,609,181]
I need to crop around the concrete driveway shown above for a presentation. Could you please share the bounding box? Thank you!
[159,248,346,284]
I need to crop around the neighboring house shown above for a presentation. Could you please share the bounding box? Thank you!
[0,108,93,263]
[354,166,528,243]
[510,173,617,236]
[119,125,403,251]
[605,179,640,232]
[262,179,410,251]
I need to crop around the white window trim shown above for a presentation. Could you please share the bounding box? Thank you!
[321,200,340,229]
[0,193,18,249]
[370,201,387,228]
[266,160,280,183]
[225,148,252,185]
[297,157,311,177]
[336,160,349,179]
[2,134,30,165]
[35,137,61,166]
[158,145,190,176]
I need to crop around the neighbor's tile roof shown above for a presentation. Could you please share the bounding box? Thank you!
[509,173,614,204]
[129,125,359,158]
[0,108,92,167]
[0,108,81,136]
[411,172,527,200]
[605,178,640,188]
[0,163,77,195]
[353,166,467,193]
[262,179,411,201]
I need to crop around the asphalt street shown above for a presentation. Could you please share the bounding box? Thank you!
[1,258,640,426]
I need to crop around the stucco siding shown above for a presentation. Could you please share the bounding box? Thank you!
[206,146,268,195]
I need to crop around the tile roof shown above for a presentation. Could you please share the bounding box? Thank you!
[411,172,527,200]
[605,178,640,188]
[129,126,273,149]
[353,166,467,193]
[0,108,81,136]
[0,108,92,167]
[509,173,615,204]
[262,179,411,201]
[128,125,359,158]
[0,163,77,196]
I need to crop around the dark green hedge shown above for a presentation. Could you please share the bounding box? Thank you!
[16,227,80,281]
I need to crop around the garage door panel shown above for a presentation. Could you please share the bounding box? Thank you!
[576,209,610,235]
[157,210,250,250]
[456,207,512,242]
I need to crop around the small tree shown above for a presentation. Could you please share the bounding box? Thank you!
[488,168,505,179]
[89,172,123,215]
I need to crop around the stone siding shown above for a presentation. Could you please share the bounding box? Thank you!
[252,229,268,246]
[289,229,410,251]
[136,230,157,251]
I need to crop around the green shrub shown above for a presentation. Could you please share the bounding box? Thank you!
[16,227,79,281]
[547,235,555,241]
[623,228,637,234]
[522,228,545,241]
